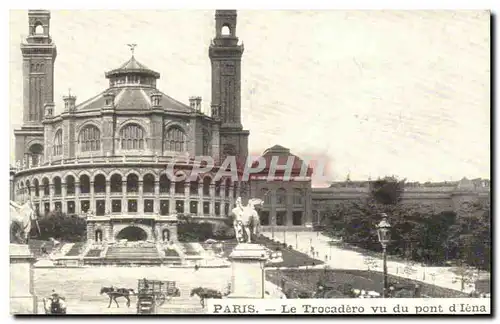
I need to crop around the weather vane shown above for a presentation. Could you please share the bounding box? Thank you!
[127,43,137,56]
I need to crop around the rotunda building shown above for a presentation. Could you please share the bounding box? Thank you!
[12,10,249,244]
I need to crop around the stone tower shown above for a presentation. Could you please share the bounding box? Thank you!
[209,10,249,162]
[14,10,57,166]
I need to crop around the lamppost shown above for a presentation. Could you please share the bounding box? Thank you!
[376,214,391,298]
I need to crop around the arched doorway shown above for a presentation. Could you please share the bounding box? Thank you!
[162,229,170,242]
[116,226,148,241]
[95,229,103,242]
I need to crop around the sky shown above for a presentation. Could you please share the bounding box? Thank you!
[8,10,490,184]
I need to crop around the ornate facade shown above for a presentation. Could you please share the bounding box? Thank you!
[12,10,247,243]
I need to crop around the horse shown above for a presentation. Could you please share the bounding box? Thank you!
[190,287,226,308]
[42,296,67,314]
[100,287,135,308]
[230,197,263,243]
[10,200,39,244]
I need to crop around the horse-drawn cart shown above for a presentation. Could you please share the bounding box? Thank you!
[136,279,178,314]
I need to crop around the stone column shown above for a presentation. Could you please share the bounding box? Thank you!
[49,184,54,211]
[138,181,144,213]
[210,184,215,215]
[10,244,37,314]
[154,181,160,214]
[197,181,203,216]
[169,181,175,214]
[61,183,67,213]
[122,182,127,213]
[75,182,81,214]
[229,185,234,209]
[90,181,95,212]
[105,181,111,214]
[184,182,190,214]
[228,244,269,299]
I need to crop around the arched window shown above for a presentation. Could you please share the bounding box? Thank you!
[120,124,145,150]
[221,25,231,36]
[202,129,211,156]
[42,177,50,196]
[225,178,231,197]
[34,23,44,34]
[80,175,90,194]
[127,174,139,193]
[33,179,40,197]
[143,174,155,194]
[94,174,106,193]
[164,126,186,152]
[66,175,75,195]
[203,177,211,196]
[159,174,171,193]
[53,130,62,156]
[110,174,122,193]
[26,180,31,196]
[190,179,199,195]
[215,179,221,197]
[276,188,287,205]
[175,178,185,194]
[53,177,62,196]
[29,144,43,167]
[79,125,101,152]
[261,188,271,205]
[293,189,304,205]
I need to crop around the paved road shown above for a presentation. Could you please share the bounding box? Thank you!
[262,231,482,294]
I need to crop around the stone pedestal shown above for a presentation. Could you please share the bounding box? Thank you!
[10,244,37,314]
[227,243,269,299]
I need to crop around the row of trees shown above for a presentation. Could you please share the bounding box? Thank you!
[323,177,491,271]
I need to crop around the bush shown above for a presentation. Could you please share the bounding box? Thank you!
[177,221,214,242]
[212,222,235,240]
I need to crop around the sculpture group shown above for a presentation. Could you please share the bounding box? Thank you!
[230,197,263,243]
[10,200,38,244]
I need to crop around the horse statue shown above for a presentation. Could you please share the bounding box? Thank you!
[10,200,39,244]
[230,197,264,243]
[100,287,135,308]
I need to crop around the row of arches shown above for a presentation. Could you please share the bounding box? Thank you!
[259,188,305,205]
[19,173,236,198]
[50,123,191,155]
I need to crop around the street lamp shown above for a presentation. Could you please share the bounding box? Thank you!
[376,214,391,298]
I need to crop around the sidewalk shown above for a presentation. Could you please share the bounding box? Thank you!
[261,231,480,294]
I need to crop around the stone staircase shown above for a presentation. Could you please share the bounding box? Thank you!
[105,245,160,260]
[64,242,85,257]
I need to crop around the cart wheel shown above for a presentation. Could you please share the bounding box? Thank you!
[155,293,166,307]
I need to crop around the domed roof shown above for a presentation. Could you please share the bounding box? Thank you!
[105,55,160,79]
[75,87,194,112]
[73,54,195,112]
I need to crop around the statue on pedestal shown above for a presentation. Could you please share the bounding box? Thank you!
[230,197,263,243]
[10,200,39,244]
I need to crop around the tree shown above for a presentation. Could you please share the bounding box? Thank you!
[30,211,87,242]
[370,176,405,205]
[447,200,491,271]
